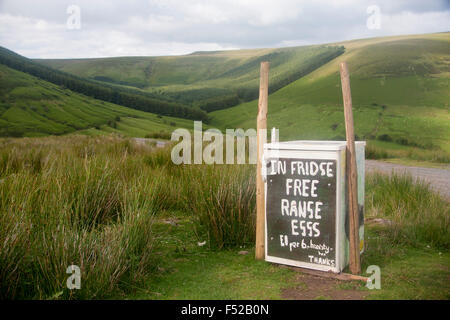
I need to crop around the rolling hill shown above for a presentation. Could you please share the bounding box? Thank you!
[210,33,450,156]
[1,32,449,162]
[0,46,208,122]
[0,63,194,137]
[36,45,344,111]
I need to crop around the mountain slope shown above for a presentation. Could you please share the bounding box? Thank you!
[36,45,344,111]
[0,46,208,122]
[0,64,194,137]
[2,32,449,155]
[210,33,450,154]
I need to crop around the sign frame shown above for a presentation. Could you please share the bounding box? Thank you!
[263,143,347,273]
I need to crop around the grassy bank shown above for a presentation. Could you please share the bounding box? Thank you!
[0,136,160,299]
[0,135,255,299]
[0,135,448,299]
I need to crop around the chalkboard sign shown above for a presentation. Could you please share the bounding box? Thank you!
[265,156,339,272]
[263,141,365,273]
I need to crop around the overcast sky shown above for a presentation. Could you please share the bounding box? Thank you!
[0,0,449,59]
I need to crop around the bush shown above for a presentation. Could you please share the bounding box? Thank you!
[377,134,392,142]
[145,131,171,140]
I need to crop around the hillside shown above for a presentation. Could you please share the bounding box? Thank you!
[0,64,194,137]
[36,45,344,111]
[0,46,208,122]
[2,32,449,159]
[211,33,450,156]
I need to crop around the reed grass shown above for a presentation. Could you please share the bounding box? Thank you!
[366,172,449,249]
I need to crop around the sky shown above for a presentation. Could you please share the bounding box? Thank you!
[0,0,449,59]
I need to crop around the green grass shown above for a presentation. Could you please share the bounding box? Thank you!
[1,136,448,300]
[362,229,449,300]
[126,213,295,300]
[125,219,449,300]
[0,64,194,137]
[366,173,449,249]
[0,136,257,299]
[0,136,162,299]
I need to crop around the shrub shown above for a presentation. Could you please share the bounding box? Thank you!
[145,131,171,140]
[377,134,392,142]
[365,144,389,160]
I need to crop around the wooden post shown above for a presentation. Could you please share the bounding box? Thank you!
[255,61,269,260]
[339,62,361,275]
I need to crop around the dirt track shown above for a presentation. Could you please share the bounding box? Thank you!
[365,160,450,200]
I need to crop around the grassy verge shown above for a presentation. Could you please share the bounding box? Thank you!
[361,227,449,300]
[365,142,450,164]
[1,136,448,299]
[123,211,449,300]
[366,173,449,249]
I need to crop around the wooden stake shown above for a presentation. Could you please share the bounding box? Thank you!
[339,62,361,275]
[255,61,269,260]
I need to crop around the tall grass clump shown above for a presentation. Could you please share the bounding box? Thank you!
[182,164,256,249]
[141,140,258,249]
[366,172,449,249]
[0,135,161,299]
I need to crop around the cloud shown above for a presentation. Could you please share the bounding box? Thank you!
[381,10,450,35]
[0,0,448,58]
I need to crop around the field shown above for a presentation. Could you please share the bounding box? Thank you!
[0,136,448,300]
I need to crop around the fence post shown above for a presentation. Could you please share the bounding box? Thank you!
[255,61,269,260]
[339,61,361,274]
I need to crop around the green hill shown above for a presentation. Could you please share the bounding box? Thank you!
[0,46,208,122]
[210,33,450,157]
[36,45,344,111]
[0,63,194,137]
[1,32,449,162]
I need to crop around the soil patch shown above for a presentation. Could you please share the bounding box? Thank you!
[281,273,369,300]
